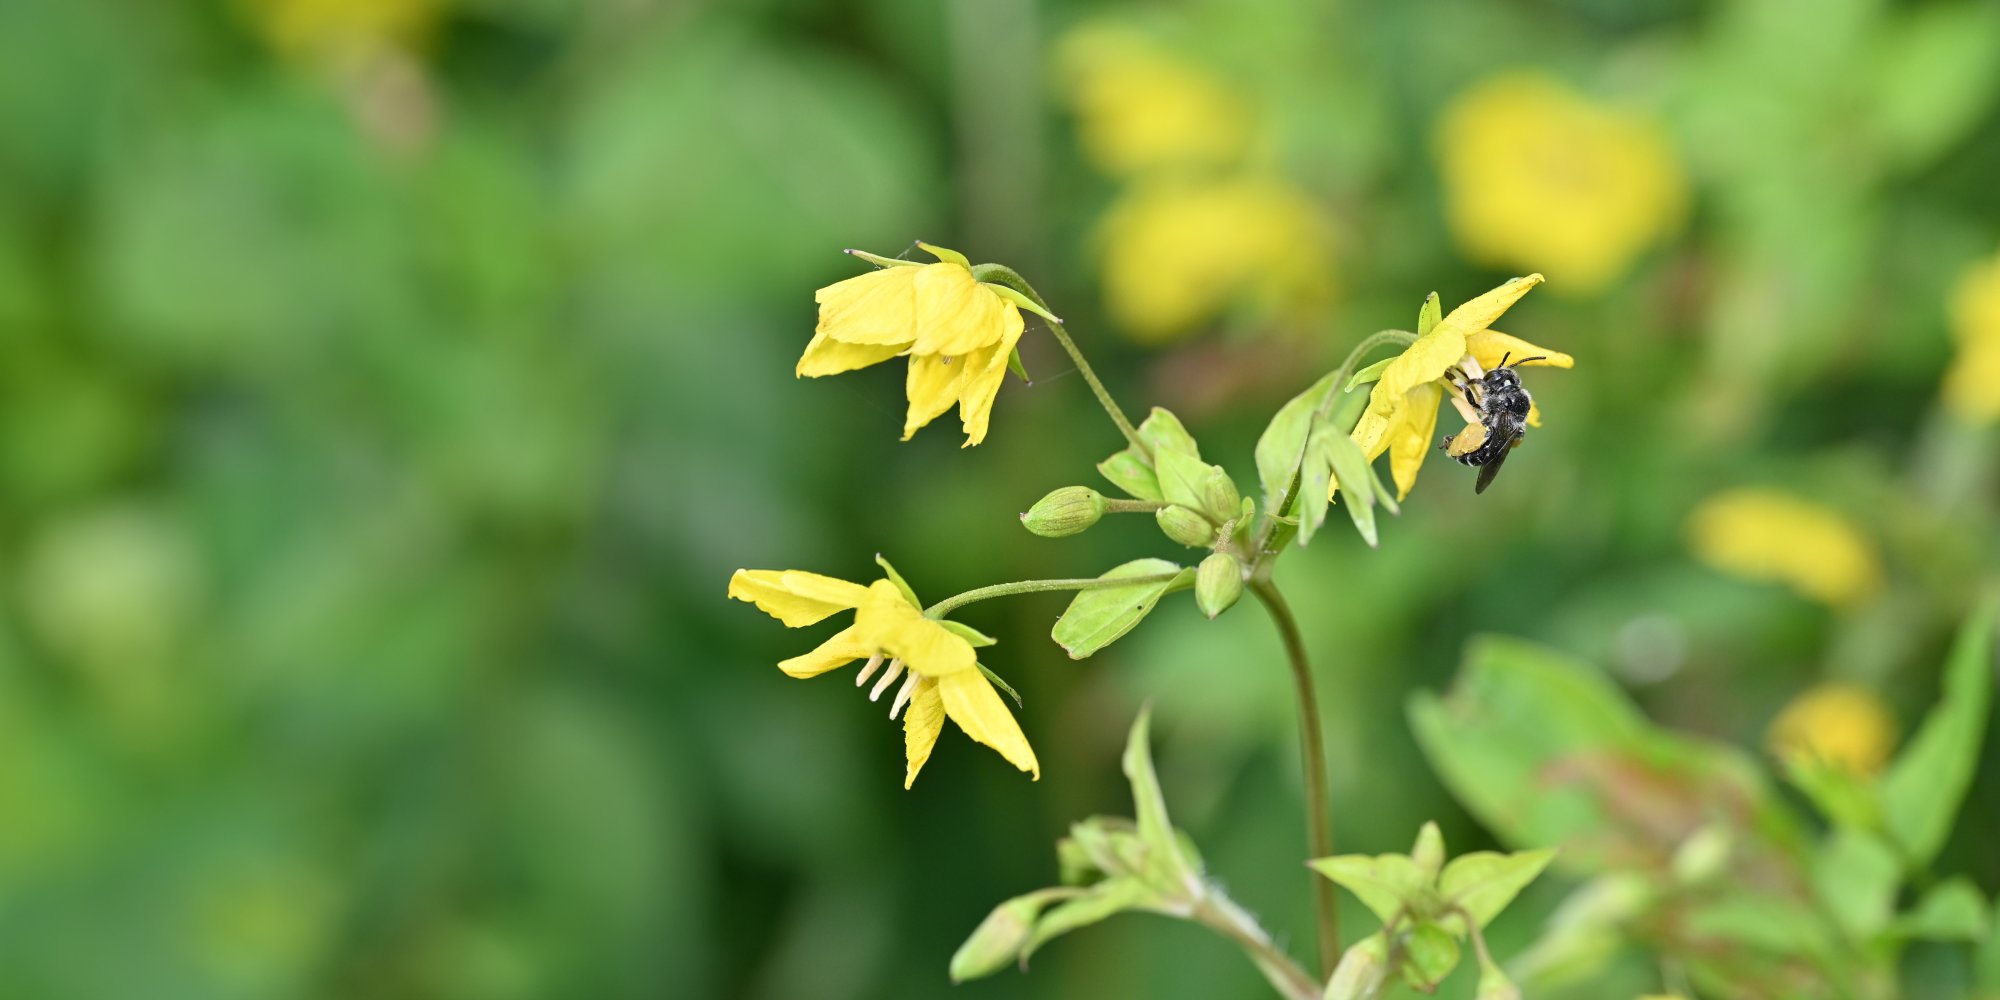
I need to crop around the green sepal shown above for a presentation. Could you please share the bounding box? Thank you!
[940,620,998,647]
[1007,346,1031,383]
[985,281,1063,326]
[978,663,1024,707]
[1417,291,1442,337]
[1344,356,1395,392]
[918,241,971,267]
[846,247,922,268]
[874,553,922,607]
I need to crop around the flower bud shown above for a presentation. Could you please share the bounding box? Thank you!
[949,893,1042,982]
[1195,552,1243,619]
[1200,466,1240,522]
[1022,486,1106,538]
[1324,933,1390,1000]
[1475,959,1522,1000]
[1155,505,1216,548]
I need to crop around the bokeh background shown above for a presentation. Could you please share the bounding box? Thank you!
[3,0,1999,997]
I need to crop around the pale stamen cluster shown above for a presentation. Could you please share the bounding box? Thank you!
[856,653,920,719]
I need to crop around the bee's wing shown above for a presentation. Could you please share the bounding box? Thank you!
[1473,431,1522,494]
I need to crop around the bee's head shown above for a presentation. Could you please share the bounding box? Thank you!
[1486,368,1520,388]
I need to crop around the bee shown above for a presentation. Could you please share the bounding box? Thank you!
[1440,352,1544,494]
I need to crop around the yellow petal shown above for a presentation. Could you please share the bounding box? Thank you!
[1386,382,1442,500]
[903,352,966,440]
[815,266,920,346]
[1374,327,1467,407]
[854,581,976,675]
[939,670,1040,779]
[1436,274,1545,341]
[796,330,905,378]
[1942,333,2000,424]
[1465,328,1573,372]
[1768,682,1897,776]
[1686,490,1882,607]
[911,263,1010,357]
[777,624,871,678]
[902,676,945,788]
[1525,400,1543,428]
[728,569,868,627]
[954,307,1025,447]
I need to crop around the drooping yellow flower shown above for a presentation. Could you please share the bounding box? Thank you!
[1685,490,1882,607]
[1055,23,1252,178]
[728,568,1039,787]
[1096,176,1334,342]
[1943,251,2000,425]
[1436,72,1687,294]
[1344,275,1572,499]
[1767,682,1897,776]
[801,245,1026,446]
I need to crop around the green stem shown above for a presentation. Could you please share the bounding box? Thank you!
[1248,578,1341,978]
[925,572,1184,619]
[1192,894,1322,1000]
[1104,498,1169,513]
[1047,319,1146,453]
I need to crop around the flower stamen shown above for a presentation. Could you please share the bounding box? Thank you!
[889,673,920,720]
[855,652,886,687]
[869,659,906,701]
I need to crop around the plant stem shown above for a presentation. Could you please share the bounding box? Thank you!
[1193,894,1322,1000]
[925,572,1184,619]
[1248,577,1341,978]
[1047,319,1147,453]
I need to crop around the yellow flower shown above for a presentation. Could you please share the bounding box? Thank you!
[239,0,441,66]
[801,246,1026,447]
[1685,489,1882,607]
[728,568,1039,787]
[1944,251,2000,425]
[1096,177,1334,342]
[1767,682,1897,776]
[1436,72,1686,294]
[1344,275,1571,499]
[1055,23,1252,178]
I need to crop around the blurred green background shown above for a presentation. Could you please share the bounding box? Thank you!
[3,0,1999,997]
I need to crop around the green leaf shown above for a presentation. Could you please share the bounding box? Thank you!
[1440,847,1557,929]
[1137,406,1200,461]
[1097,449,1161,501]
[1121,706,1196,889]
[1811,827,1901,941]
[1880,605,1995,871]
[1781,754,1882,831]
[1308,853,1425,925]
[1890,877,1989,942]
[1153,446,1213,513]
[1408,636,1797,869]
[1254,370,1337,510]
[1319,423,1377,548]
[1051,559,1188,659]
[1401,921,1461,990]
[1343,356,1395,393]
[1867,3,2000,174]
[1022,877,1155,959]
[1417,291,1442,337]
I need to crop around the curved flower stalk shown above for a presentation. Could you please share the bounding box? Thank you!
[732,242,1578,992]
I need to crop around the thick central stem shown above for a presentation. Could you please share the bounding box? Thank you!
[1248,577,1340,978]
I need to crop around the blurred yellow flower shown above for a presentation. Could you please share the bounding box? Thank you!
[1943,251,2000,424]
[1096,177,1333,342]
[1346,275,1571,499]
[1685,490,1881,607]
[802,246,1025,446]
[1056,24,1252,177]
[728,568,1039,788]
[1436,72,1687,294]
[1767,682,1897,776]
[239,0,440,66]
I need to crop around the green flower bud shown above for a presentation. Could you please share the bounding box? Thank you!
[1022,486,1106,538]
[1411,821,1446,884]
[949,893,1042,982]
[1324,933,1390,1000]
[1195,552,1243,619]
[1402,922,1462,990]
[1200,466,1240,522]
[1475,958,1522,1000]
[1155,505,1216,548]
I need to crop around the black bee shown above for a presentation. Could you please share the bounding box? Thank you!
[1441,353,1544,494]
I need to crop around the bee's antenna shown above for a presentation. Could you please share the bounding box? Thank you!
[1506,355,1546,368]
[1498,352,1512,368]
